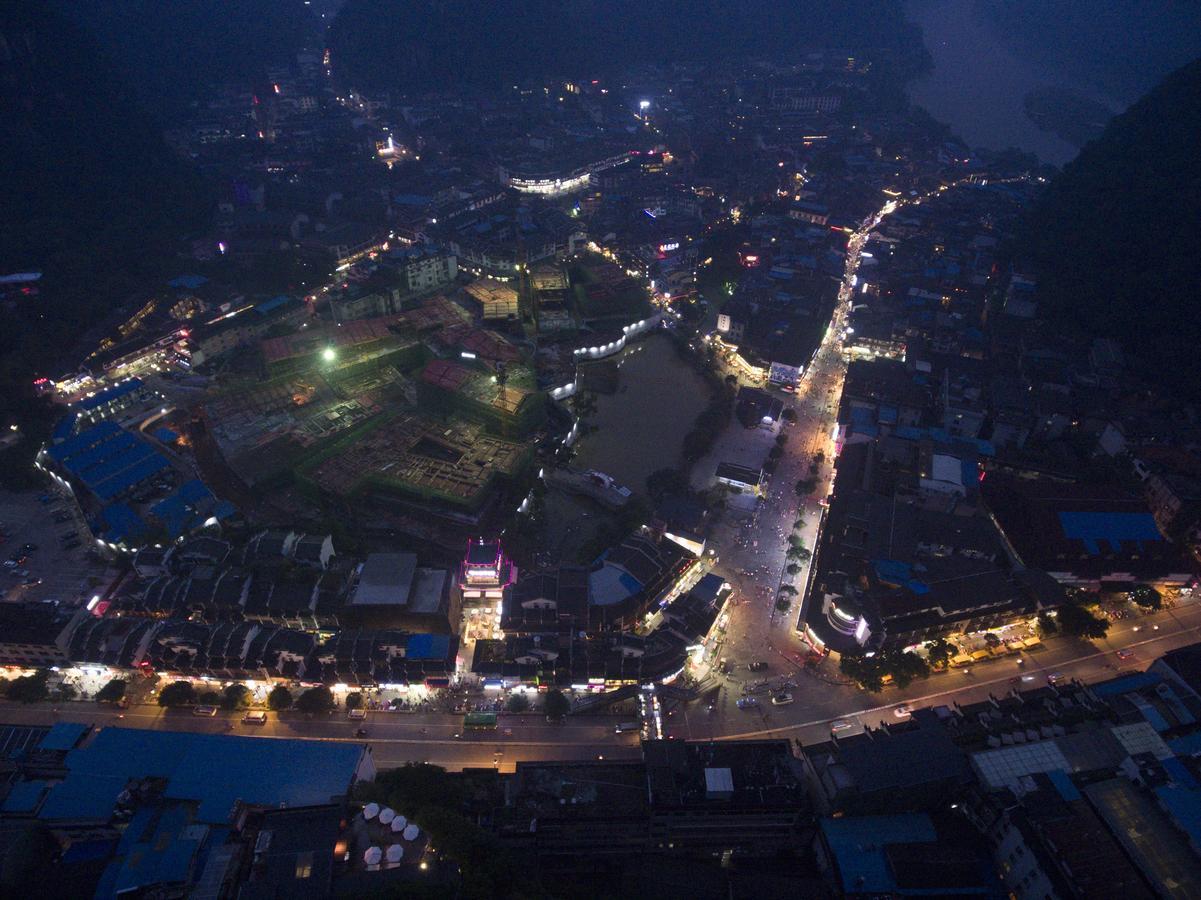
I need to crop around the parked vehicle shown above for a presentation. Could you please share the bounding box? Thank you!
[830,719,855,732]
[736,697,759,710]
[893,705,912,718]
[1116,648,1136,661]
[614,722,640,734]
[193,706,218,717]
[347,708,366,720]
[771,693,795,706]
[241,711,267,725]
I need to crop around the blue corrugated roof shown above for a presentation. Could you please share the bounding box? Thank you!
[46,420,121,463]
[1,780,48,814]
[154,427,179,444]
[39,728,365,825]
[1155,783,1201,848]
[1047,769,1082,802]
[102,502,150,545]
[76,378,144,412]
[253,294,292,316]
[51,413,78,443]
[93,455,170,502]
[820,814,937,894]
[406,633,451,660]
[1091,671,1163,698]
[1058,511,1163,555]
[39,721,89,751]
[1168,732,1201,756]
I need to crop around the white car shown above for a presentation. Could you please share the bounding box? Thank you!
[893,705,913,718]
[771,693,795,706]
[830,719,855,732]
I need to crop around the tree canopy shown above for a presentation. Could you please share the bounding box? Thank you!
[1021,57,1201,400]
[157,681,197,708]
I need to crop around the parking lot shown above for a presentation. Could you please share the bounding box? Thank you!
[0,489,116,608]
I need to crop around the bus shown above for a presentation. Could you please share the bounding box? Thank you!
[463,712,498,731]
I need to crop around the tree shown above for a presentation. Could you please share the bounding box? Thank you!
[198,690,221,706]
[782,407,796,422]
[1037,611,1059,638]
[345,691,363,711]
[775,596,792,613]
[786,563,800,575]
[646,467,690,502]
[54,683,77,702]
[221,684,251,711]
[1056,603,1109,640]
[95,679,127,704]
[296,686,335,714]
[7,671,50,704]
[926,638,955,669]
[1130,585,1162,610]
[267,685,293,711]
[787,545,812,563]
[778,584,798,597]
[507,693,530,713]
[157,681,196,708]
[544,689,570,720]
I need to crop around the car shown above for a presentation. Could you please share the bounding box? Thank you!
[2,560,17,570]
[736,697,759,710]
[1116,648,1136,661]
[241,711,267,725]
[192,705,218,717]
[830,719,855,732]
[748,661,769,672]
[1046,672,1064,685]
[771,693,795,706]
[347,708,366,720]
[893,705,913,718]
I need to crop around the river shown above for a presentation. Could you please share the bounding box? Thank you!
[572,332,710,495]
[906,0,1109,166]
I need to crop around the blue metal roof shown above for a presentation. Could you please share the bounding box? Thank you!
[93,454,170,502]
[1,779,48,814]
[819,814,937,895]
[102,502,150,545]
[406,633,451,661]
[39,721,89,751]
[38,727,365,825]
[51,413,78,443]
[76,378,144,412]
[45,420,122,463]
[1047,769,1082,802]
[1058,511,1164,555]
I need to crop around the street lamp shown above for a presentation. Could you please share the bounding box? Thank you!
[321,346,336,363]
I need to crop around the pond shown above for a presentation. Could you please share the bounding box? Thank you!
[572,332,711,496]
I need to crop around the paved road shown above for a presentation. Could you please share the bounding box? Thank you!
[0,702,642,772]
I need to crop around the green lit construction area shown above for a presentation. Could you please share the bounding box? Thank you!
[416,359,547,439]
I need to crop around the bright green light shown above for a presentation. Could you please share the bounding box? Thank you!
[322,347,336,363]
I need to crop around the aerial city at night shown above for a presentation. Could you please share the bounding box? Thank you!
[2,1,1201,896]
